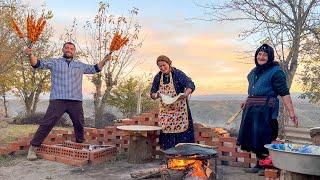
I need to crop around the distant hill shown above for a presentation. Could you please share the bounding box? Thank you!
[189,100,320,128]
[1,94,319,128]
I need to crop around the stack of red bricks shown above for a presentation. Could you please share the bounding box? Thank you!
[106,112,160,156]
[194,123,257,168]
[1,111,265,169]
[217,137,256,168]
[36,141,117,166]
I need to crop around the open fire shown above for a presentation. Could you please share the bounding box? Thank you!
[167,158,210,180]
[130,143,217,180]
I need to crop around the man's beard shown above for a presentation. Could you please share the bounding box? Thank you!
[63,53,73,60]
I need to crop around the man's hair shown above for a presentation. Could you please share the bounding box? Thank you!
[63,42,76,48]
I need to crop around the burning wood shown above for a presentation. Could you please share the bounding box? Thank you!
[168,158,211,180]
[9,14,46,47]
[130,166,166,179]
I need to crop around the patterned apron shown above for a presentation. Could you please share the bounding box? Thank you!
[158,72,189,133]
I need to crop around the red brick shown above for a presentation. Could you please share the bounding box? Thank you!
[230,161,250,168]
[52,129,69,135]
[233,152,250,158]
[219,137,237,143]
[8,141,20,152]
[56,156,88,167]
[265,169,279,178]
[84,127,98,134]
[218,156,236,162]
[212,141,222,147]
[195,136,211,142]
[86,140,99,145]
[55,136,65,144]
[244,157,257,164]
[0,146,9,155]
[37,153,56,161]
[105,126,116,134]
[121,119,138,125]
[97,129,105,137]
[218,146,237,153]
[222,141,236,148]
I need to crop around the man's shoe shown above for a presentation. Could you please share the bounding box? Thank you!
[27,146,38,161]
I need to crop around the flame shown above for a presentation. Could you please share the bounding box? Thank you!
[168,159,196,170]
[191,160,207,178]
[168,158,208,179]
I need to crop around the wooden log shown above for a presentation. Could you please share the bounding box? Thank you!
[130,166,166,179]
[128,134,153,164]
[160,169,185,180]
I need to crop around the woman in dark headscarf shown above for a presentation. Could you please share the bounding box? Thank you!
[150,55,195,150]
[237,44,299,174]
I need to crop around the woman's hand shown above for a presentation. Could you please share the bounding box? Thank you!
[178,93,189,100]
[240,102,246,109]
[179,88,193,100]
[151,92,159,100]
[289,110,299,128]
[281,95,298,128]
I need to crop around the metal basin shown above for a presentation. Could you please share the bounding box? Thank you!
[265,144,320,176]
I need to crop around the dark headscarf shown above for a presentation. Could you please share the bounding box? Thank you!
[254,44,279,74]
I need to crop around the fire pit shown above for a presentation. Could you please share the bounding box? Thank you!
[130,143,217,180]
[162,143,218,180]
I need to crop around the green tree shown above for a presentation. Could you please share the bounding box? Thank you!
[300,48,320,104]
[2,1,56,116]
[109,77,157,118]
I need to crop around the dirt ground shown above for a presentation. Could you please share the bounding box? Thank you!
[0,155,264,180]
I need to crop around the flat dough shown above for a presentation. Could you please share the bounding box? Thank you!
[159,93,184,104]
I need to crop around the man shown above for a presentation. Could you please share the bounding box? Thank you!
[24,42,111,160]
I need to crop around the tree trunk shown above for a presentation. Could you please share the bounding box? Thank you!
[93,74,103,126]
[136,87,142,115]
[1,91,9,118]
[24,96,33,116]
[128,134,153,164]
[278,34,301,137]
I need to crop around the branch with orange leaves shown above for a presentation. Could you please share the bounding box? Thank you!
[98,31,129,70]
[106,31,129,58]
[9,14,46,48]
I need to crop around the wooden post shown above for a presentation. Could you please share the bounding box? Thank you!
[128,134,153,164]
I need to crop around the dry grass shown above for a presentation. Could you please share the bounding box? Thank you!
[0,123,71,145]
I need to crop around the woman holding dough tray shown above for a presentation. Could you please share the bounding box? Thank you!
[150,55,195,150]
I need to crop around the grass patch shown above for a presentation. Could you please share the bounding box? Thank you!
[0,154,17,167]
[0,124,71,144]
